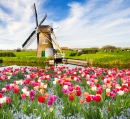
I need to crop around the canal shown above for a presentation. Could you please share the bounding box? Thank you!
[0,62,130,69]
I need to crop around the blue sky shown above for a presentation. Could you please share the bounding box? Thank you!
[0,0,130,50]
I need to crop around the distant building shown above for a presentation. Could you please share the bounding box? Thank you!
[60,47,68,50]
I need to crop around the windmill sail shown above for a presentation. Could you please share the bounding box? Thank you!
[39,13,47,26]
[51,32,63,54]
[22,30,36,49]
[33,3,38,27]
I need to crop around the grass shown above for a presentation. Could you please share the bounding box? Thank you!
[1,49,130,65]
[64,50,130,65]
[13,51,36,57]
[0,50,48,64]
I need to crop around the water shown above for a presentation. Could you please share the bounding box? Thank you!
[0,62,130,69]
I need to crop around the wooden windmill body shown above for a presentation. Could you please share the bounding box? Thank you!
[37,25,53,57]
[22,3,62,57]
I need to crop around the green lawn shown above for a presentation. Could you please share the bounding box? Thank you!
[1,49,130,65]
[64,50,130,65]
[14,51,36,57]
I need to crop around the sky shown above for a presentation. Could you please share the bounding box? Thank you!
[0,0,130,50]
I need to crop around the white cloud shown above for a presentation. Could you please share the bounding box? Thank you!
[0,0,43,49]
[54,0,130,48]
[0,0,130,50]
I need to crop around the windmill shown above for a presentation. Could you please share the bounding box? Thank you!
[22,3,62,57]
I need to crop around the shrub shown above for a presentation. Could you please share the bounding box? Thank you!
[48,55,54,60]
[0,58,3,63]
[69,53,77,56]
[0,52,16,57]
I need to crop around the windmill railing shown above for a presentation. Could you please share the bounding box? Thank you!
[54,52,65,59]
[54,52,66,66]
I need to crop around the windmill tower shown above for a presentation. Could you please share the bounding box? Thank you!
[22,3,62,57]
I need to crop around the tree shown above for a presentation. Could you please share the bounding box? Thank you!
[16,47,21,52]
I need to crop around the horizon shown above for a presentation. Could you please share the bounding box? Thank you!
[0,0,130,50]
[0,45,130,51]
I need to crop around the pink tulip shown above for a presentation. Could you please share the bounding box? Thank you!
[110,92,116,98]
[30,96,35,101]
[47,100,53,106]
[21,94,26,99]
[49,95,57,102]
[62,88,67,93]
[75,85,80,91]
[30,90,35,96]
[5,85,10,90]
[6,97,11,103]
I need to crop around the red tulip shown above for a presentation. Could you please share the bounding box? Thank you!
[95,95,102,102]
[101,76,105,80]
[69,95,74,101]
[76,90,82,96]
[13,87,19,93]
[38,96,45,103]
[71,76,74,80]
[86,95,91,102]
[96,83,100,87]
[0,93,2,98]
[96,89,102,94]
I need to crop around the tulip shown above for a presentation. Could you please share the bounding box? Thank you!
[30,96,35,101]
[13,86,19,94]
[95,94,102,102]
[62,88,67,93]
[83,92,89,98]
[110,92,116,98]
[0,97,6,104]
[5,84,10,90]
[0,104,2,108]
[68,87,73,91]
[38,96,45,103]
[91,86,97,91]
[117,90,124,96]
[0,93,2,98]
[6,97,11,103]
[44,93,49,99]
[39,89,44,94]
[33,86,39,91]
[49,95,57,102]
[75,85,80,91]
[29,90,35,96]
[80,98,84,104]
[47,100,53,106]
[69,95,74,101]
[21,94,26,99]
[97,89,102,94]
[63,85,68,90]
[86,95,91,102]
[76,90,82,96]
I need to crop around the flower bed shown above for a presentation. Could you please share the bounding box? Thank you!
[0,65,130,119]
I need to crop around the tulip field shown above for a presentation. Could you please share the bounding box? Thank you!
[0,65,130,119]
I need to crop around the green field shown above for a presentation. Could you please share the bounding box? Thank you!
[0,49,130,66]
[0,50,48,64]
[64,50,130,65]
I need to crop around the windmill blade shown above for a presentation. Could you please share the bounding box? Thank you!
[51,32,63,54]
[23,33,37,49]
[51,39,63,54]
[51,32,60,48]
[22,30,36,48]
[33,3,38,27]
[38,13,47,26]
[37,33,39,45]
